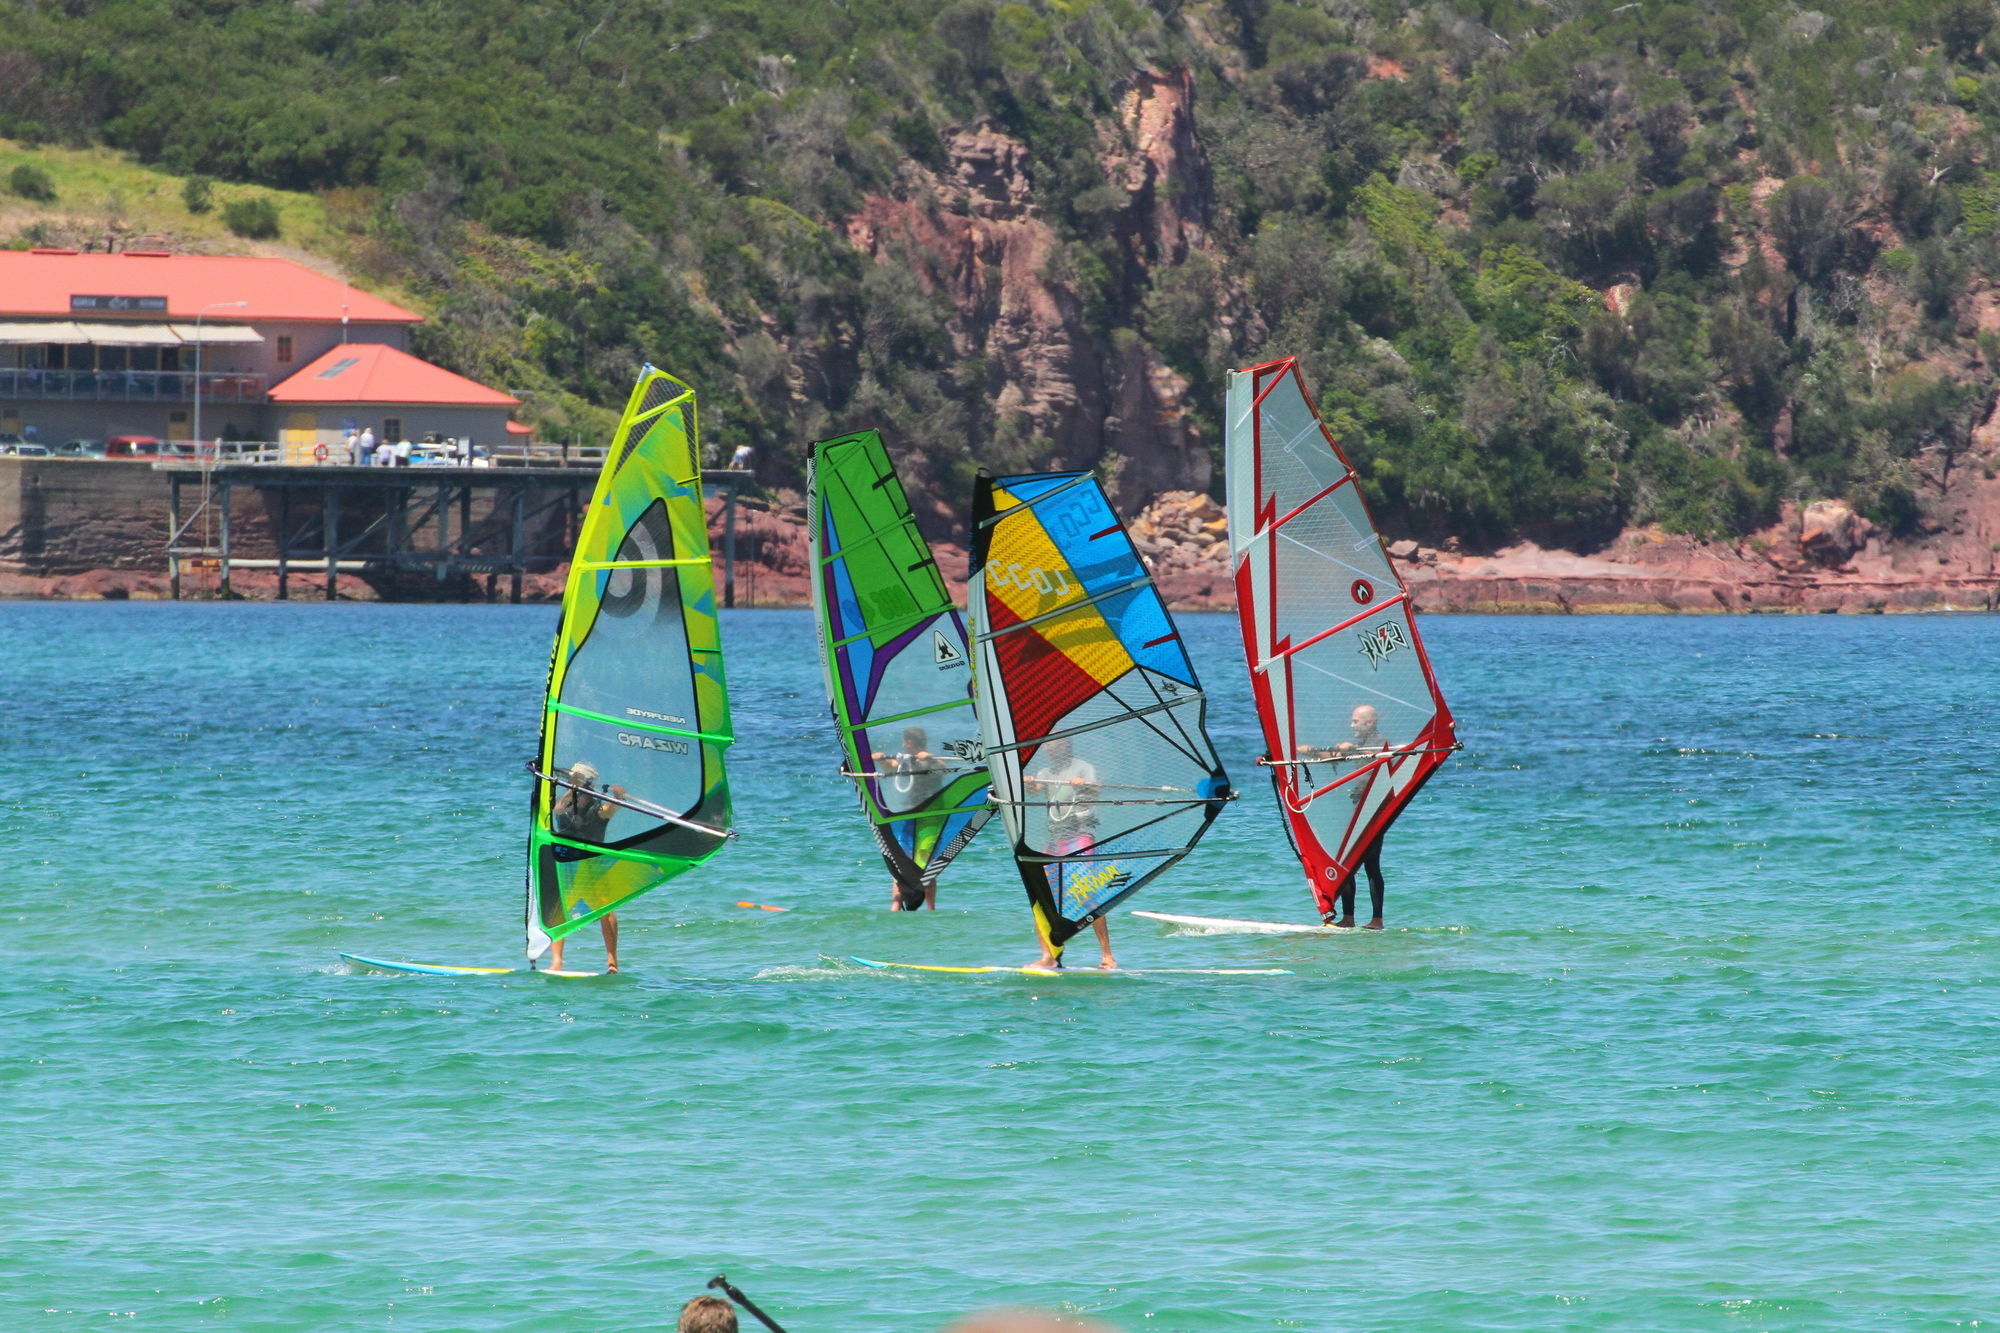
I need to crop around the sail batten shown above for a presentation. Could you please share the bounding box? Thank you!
[1226,356,1457,919]
[969,469,1232,958]
[523,366,734,961]
[808,430,993,910]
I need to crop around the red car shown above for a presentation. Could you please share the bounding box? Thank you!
[104,435,163,458]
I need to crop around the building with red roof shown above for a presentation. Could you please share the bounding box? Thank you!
[0,249,525,451]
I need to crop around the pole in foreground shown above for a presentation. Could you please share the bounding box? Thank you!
[707,1275,789,1333]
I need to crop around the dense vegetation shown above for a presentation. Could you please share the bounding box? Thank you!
[5,0,1998,545]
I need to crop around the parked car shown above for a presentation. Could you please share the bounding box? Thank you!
[55,438,107,458]
[0,433,24,454]
[104,434,165,459]
[11,442,50,456]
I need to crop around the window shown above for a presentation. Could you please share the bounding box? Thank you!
[276,335,294,364]
[383,418,402,443]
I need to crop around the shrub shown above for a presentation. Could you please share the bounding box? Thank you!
[183,175,214,214]
[222,196,280,239]
[7,163,55,201]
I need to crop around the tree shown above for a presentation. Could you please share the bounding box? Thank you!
[7,163,54,201]
[222,196,280,239]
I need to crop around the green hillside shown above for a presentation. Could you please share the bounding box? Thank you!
[4,0,1997,546]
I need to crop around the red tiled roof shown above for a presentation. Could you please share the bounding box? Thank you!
[269,343,519,406]
[0,251,420,323]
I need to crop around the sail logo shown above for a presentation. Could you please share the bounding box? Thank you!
[1064,860,1132,908]
[944,737,985,762]
[932,631,965,670]
[1357,621,1408,669]
[989,562,1073,600]
[619,732,690,754]
[626,706,688,725]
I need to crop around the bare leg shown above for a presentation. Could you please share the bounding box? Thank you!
[601,912,618,972]
[1093,916,1116,970]
[549,936,564,971]
[889,884,905,911]
[923,881,937,910]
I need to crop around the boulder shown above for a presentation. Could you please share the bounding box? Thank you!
[1387,539,1420,560]
[1798,500,1870,568]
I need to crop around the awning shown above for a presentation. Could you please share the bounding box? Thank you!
[169,323,265,344]
[0,320,91,343]
[80,323,183,346]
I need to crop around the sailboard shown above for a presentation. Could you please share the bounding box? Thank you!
[1129,910,1352,936]
[806,429,992,909]
[524,366,735,964]
[848,956,1289,977]
[967,470,1233,962]
[1225,357,1457,921]
[339,954,601,978]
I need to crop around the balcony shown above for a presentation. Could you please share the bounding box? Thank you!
[0,368,268,402]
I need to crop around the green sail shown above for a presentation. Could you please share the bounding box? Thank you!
[806,429,992,909]
[524,367,733,961]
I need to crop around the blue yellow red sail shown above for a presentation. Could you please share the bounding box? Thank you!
[967,470,1232,957]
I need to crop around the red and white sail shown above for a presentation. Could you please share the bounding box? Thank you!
[1225,357,1457,918]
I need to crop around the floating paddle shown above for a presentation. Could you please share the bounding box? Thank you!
[707,1274,788,1333]
[736,901,787,912]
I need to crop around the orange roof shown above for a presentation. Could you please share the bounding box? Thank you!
[504,419,533,435]
[0,250,420,323]
[269,343,519,407]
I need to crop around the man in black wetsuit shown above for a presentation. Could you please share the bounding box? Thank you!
[1302,704,1389,930]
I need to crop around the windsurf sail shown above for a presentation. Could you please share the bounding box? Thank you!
[807,429,992,908]
[967,470,1232,959]
[1225,356,1457,918]
[524,366,733,961]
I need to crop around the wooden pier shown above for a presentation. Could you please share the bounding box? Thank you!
[163,463,753,603]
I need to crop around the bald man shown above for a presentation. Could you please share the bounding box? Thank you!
[1302,704,1390,929]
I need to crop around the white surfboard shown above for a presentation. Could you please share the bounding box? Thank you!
[339,953,601,977]
[1129,910,1353,936]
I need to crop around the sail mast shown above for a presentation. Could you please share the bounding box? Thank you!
[967,470,1232,959]
[524,366,734,960]
[806,429,992,908]
[1225,357,1456,918]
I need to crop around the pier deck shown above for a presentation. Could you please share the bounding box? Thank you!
[161,463,752,603]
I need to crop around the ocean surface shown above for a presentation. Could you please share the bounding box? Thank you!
[3,604,1996,1332]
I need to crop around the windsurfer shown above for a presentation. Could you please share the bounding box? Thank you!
[1025,735,1116,970]
[873,725,951,909]
[1300,705,1389,929]
[548,761,623,971]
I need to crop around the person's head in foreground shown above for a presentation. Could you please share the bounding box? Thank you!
[678,1294,737,1333]
[1351,703,1379,738]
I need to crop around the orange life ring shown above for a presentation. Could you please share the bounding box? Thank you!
[314,442,329,462]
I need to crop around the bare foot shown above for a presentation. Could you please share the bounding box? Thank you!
[1026,956,1062,971]
[1334,916,1355,929]
[1362,918,1383,930]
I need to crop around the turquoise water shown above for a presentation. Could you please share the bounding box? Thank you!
[4,604,1996,1331]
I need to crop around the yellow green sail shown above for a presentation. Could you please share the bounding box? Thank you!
[524,367,733,961]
